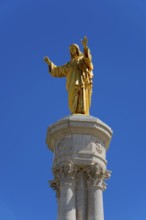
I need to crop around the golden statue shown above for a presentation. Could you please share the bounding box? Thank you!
[44,36,94,115]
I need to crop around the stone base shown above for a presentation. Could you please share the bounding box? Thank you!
[46,115,113,220]
[46,115,112,169]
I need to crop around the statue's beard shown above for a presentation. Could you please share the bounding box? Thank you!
[71,53,78,60]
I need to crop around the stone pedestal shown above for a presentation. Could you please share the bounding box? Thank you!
[46,115,112,220]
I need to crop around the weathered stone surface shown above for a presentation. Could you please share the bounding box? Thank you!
[46,115,112,169]
[47,115,112,220]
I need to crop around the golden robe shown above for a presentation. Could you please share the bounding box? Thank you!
[50,48,93,115]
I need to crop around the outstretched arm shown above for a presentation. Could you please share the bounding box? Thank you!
[44,56,54,72]
[44,56,67,77]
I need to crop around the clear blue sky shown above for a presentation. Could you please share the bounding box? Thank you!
[0,0,146,219]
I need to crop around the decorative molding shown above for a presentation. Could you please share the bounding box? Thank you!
[95,140,105,154]
[53,161,77,183]
[56,137,72,153]
[83,164,111,191]
[46,115,113,152]
[49,179,60,198]
[50,163,111,196]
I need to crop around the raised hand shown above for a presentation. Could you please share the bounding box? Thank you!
[81,36,88,48]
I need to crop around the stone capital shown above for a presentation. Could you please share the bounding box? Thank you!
[83,164,111,191]
[53,161,77,184]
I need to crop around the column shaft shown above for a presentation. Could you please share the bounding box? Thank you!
[60,182,76,220]
[57,198,61,220]
[76,172,87,220]
[88,187,104,220]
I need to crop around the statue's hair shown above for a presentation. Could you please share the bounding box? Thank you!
[69,44,82,59]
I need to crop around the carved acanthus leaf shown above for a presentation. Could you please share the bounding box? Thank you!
[95,140,104,154]
[49,179,60,198]
[53,161,77,182]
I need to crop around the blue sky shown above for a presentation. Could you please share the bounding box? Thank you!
[0,0,146,219]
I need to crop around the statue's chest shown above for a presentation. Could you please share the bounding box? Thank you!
[69,58,85,72]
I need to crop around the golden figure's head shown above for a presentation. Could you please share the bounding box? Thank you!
[69,44,82,59]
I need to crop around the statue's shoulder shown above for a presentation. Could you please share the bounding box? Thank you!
[60,61,70,68]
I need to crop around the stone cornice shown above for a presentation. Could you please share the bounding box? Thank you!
[46,115,113,152]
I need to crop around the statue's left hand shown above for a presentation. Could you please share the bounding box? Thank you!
[81,36,88,48]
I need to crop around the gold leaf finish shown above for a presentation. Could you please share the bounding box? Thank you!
[44,36,94,115]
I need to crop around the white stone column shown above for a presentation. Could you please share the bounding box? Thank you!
[85,165,111,220]
[87,180,104,220]
[76,171,87,220]
[60,179,76,220]
[57,197,61,220]
[49,179,61,220]
[54,161,77,220]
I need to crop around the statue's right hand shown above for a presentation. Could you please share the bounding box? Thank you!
[44,56,51,65]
